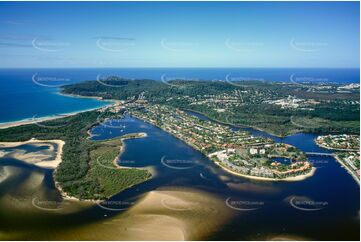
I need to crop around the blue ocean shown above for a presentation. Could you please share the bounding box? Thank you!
[0,68,359,123]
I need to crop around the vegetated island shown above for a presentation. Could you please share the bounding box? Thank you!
[0,105,151,201]
[316,134,360,183]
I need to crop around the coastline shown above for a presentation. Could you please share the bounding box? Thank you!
[59,91,123,104]
[58,91,104,101]
[215,160,316,182]
[0,102,113,130]
[54,179,105,203]
[54,180,102,203]
[0,138,65,169]
[0,103,149,202]
[0,90,113,130]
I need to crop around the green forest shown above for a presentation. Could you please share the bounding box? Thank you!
[0,110,151,200]
[62,78,360,136]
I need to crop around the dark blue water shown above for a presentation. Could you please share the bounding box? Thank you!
[0,68,359,123]
[0,112,359,240]
[0,69,111,123]
[0,68,359,240]
[88,114,360,240]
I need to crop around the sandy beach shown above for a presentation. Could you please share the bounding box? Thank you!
[60,92,122,105]
[0,93,114,130]
[47,187,233,240]
[58,92,104,100]
[0,138,65,169]
[0,115,71,129]
[0,106,109,130]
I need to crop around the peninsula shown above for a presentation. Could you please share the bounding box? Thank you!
[0,104,151,200]
[128,103,313,180]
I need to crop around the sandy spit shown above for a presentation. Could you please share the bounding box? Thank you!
[0,138,65,169]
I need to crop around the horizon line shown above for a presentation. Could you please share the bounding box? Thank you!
[1,66,360,69]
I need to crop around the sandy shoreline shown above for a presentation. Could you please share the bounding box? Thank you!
[54,181,101,203]
[0,93,113,130]
[59,92,122,105]
[0,138,65,169]
[41,187,233,241]
[111,132,150,170]
[0,106,108,130]
[215,160,316,182]
[58,91,104,100]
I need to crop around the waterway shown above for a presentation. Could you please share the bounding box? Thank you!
[0,112,359,240]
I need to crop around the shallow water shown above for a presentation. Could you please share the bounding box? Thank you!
[0,114,359,240]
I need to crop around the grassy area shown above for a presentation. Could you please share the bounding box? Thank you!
[290,116,359,135]
[88,138,151,198]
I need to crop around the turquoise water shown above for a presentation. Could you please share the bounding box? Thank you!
[0,69,110,123]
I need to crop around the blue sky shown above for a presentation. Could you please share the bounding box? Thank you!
[0,1,359,68]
